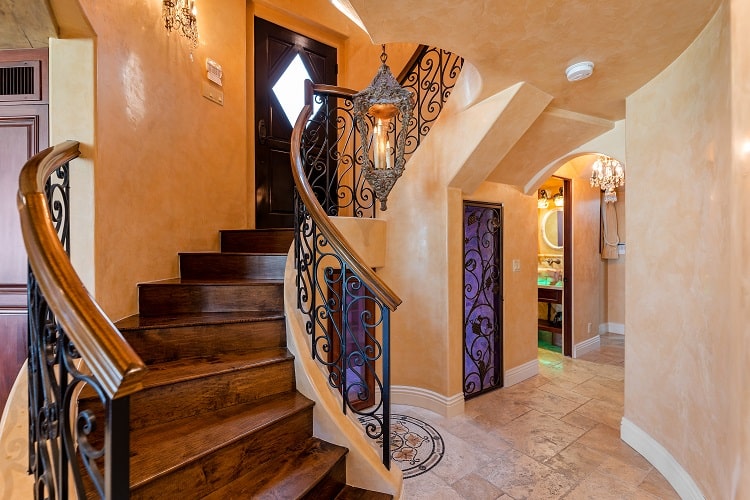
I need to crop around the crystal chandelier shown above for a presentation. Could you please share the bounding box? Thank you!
[590,154,624,203]
[163,0,198,49]
[353,45,414,211]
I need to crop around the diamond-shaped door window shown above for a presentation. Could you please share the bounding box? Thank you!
[272,54,322,126]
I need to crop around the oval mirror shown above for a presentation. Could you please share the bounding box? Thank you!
[541,208,564,249]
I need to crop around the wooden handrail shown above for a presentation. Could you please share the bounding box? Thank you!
[396,44,428,83]
[291,82,401,311]
[17,141,147,399]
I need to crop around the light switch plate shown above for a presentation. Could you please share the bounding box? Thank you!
[512,259,521,272]
[202,82,223,105]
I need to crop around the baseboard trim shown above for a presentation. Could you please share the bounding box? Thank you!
[621,417,705,500]
[573,335,600,358]
[504,359,539,387]
[391,386,465,417]
[598,322,625,335]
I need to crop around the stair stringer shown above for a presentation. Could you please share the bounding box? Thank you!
[283,249,404,499]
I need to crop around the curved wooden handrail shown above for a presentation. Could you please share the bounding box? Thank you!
[17,140,147,399]
[291,82,401,311]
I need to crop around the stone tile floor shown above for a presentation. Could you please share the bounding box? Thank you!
[394,334,679,499]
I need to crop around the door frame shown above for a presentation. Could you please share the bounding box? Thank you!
[462,200,504,399]
[557,176,573,357]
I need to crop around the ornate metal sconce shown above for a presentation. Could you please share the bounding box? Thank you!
[353,45,414,211]
[163,0,198,49]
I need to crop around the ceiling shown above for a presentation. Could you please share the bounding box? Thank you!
[347,0,721,189]
[349,0,721,121]
[0,0,57,49]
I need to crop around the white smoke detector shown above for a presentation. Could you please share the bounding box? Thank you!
[565,61,595,82]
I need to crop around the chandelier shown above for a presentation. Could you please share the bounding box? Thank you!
[590,154,624,203]
[163,0,198,49]
[353,45,414,211]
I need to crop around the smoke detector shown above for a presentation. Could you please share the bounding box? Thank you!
[566,61,594,82]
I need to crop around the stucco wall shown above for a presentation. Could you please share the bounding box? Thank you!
[79,0,249,320]
[625,3,736,496]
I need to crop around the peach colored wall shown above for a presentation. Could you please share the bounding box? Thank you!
[731,0,750,494]
[80,0,249,320]
[554,156,604,347]
[625,4,736,496]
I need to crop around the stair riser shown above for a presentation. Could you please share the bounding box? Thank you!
[122,319,286,364]
[138,283,283,315]
[221,229,294,253]
[179,253,287,280]
[131,407,313,499]
[303,454,347,500]
[128,359,295,430]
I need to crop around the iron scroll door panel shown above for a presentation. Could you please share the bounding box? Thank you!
[463,202,503,399]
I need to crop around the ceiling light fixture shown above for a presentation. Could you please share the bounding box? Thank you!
[565,61,594,82]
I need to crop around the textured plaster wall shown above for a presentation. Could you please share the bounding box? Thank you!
[731,0,750,494]
[625,4,737,496]
[78,0,249,320]
[605,187,625,327]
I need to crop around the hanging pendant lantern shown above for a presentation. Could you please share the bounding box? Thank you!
[353,45,414,211]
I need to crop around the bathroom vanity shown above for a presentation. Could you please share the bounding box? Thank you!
[538,285,563,345]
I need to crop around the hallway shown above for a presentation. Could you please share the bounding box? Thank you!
[395,334,678,499]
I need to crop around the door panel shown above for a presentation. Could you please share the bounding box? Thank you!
[254,17,337,228]
[463,202,503,399]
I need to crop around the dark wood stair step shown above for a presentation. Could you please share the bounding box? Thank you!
[80,349,296,431]
[221,228,294,253]
[137,278,284,316]
[202,437,348,500]
[130,349,295,429]
[179,251,287,280]
[116,312,286,363]
[335,485,394,500]
[129,392,315,498]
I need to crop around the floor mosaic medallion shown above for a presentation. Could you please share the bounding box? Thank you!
[359,413,445,478]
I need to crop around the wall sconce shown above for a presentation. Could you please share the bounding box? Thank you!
[590,154,624,203]
[553,187,564,207]
[353,45,414,211]
[163,0,198,49]
[538,189,549,209]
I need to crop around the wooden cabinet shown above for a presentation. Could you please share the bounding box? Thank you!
[538,286,563,335]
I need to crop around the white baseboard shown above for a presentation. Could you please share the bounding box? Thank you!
[598,322,625,335]
[621,417,705,500]
[504,359,539,387]
[573,335,601,358]
[391,386,464,417]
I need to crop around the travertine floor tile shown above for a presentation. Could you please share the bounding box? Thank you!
[637,468,681,499]
[494,410,586,462]
[450,472,504,500]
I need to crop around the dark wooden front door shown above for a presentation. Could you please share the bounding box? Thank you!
[254,18,337,228]
[0,48,48,413]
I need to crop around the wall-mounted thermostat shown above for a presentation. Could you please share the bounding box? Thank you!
[206,58,223,87]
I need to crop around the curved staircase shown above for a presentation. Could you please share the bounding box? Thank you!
[108,228,390,499]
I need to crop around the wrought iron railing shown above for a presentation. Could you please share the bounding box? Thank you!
[19,141,146,499]
[289,46,463,469]
[398,45,464,159]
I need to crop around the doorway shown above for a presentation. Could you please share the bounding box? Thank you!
[254,18,337,228]
[536,176,572,356]
[0,48,49,413]
[462,202,503,398]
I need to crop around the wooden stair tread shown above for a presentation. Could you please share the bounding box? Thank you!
[116,311,285,330]
[141,277,284,285]
[203,437,347,500]
[335,485,394,500]
[129,391,313,489]
[139,349,293,388]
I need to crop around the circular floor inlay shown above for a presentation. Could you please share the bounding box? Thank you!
[359,413,445,479]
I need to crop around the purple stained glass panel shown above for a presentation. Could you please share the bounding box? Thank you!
[463,204,503,398]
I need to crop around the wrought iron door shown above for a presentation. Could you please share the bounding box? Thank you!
[463,203,503,398]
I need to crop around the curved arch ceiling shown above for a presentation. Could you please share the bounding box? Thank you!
[349,0,721,121]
